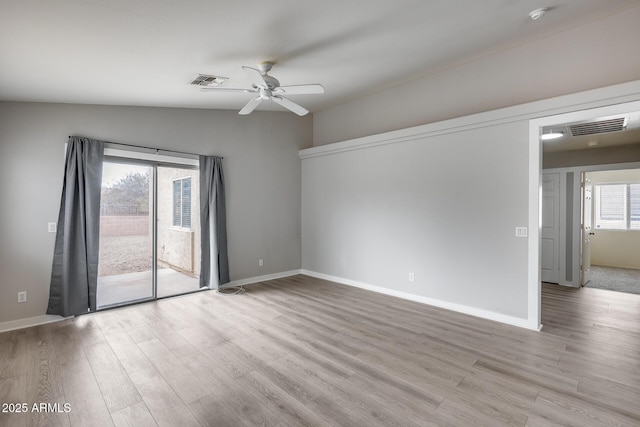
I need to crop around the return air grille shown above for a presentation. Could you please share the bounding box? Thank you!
[190,74,228,87]
[569,117,627,136]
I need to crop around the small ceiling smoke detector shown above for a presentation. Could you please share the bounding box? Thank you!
[529,8,549,21]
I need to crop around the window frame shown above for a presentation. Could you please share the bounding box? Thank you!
[594,181,640,231]
[172,176,192,230]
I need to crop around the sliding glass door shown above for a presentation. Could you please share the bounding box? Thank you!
[97,161,154,308]
[157,165,201,297]
[97,158,202,309]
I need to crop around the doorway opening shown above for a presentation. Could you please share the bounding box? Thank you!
[581,167,640,295]
[530,100,640,329]
[97,155,202,309]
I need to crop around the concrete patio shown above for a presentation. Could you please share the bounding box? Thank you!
[97,267,203,308]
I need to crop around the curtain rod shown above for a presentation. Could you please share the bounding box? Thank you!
[68,136,223,159]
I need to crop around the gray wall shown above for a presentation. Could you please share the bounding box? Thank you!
[302,121,530,319]
[313,5,640,146]
[0,102,312,324]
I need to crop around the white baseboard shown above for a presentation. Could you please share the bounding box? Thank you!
[0,271,303,333]
[1,270,536,332]
[224,269,302,288]
[556,281,580,288]
[0,314,70,334]
[301,269,538,331]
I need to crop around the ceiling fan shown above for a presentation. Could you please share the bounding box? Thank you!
[198,62,324,116]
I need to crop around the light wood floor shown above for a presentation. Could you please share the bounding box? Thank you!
[1,276,640,426]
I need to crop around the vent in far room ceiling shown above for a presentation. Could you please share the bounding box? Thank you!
[190,74,229,87]
[569,117,628,136]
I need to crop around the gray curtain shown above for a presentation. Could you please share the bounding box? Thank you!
[47,137,104,316]
[199,156,230,288]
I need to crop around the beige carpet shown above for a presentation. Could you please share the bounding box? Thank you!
[586,265,640,295]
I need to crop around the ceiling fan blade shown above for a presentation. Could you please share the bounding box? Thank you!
[242,66,268,88]
[275,84,325,95]
[200,87,256,93]
[238,97,262,115]
[272,96,309,116]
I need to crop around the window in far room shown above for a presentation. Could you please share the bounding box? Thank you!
[173,177,192,229]
[594,183,640,230]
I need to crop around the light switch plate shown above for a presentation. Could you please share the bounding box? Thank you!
[515,227,528,237]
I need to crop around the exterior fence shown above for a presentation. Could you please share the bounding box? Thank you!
[101,204,149,216]
[100,216,149,237]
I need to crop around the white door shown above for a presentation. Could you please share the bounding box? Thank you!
[581,177,593,286]
[541,173,560,283]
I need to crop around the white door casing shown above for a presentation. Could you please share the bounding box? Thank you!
[581,177,593,286]
[541,173,560,283]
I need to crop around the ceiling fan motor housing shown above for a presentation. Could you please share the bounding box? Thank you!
[258,88,272,100]
[261,74,280,90]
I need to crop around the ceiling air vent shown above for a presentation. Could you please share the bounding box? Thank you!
[190,74,228,87]
[569,117,628,136]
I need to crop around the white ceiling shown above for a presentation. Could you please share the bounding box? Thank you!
[1,0,639,114]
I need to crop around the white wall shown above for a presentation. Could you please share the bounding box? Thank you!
[302,121,530,320]
[313,5,640,146]
[303,82,640,330]
[0,102,312,325]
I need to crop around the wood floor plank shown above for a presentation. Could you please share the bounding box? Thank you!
[344,372,453,426]
[0,330,27,381]
[83,342,142,413]
[70,315,107,348]
[50,322,85,365]
[0,374,27,427]
[3,277,640,425]
[24,326,69,427]
[181,355,282,426]
[531,390,639,427]
[236,370,330,427]
[576,375,640,419]
[128,367,200,427]
[137,339,210,406]
[103,331,152,375]
[59,358,113,427]
[186,394,249,427]
[435,398,517,427]
[110,402,158,427]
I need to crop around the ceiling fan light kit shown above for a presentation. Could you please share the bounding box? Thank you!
[198,62,324,116]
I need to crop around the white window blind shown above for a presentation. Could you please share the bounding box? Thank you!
[594,183,640,230]
[172,177,192,228]
[631,183,640,230]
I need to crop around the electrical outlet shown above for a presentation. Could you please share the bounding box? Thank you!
[18,291,27,303]
[48,223,57,233]
[258,259,264,267]
[408,272,415,282]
